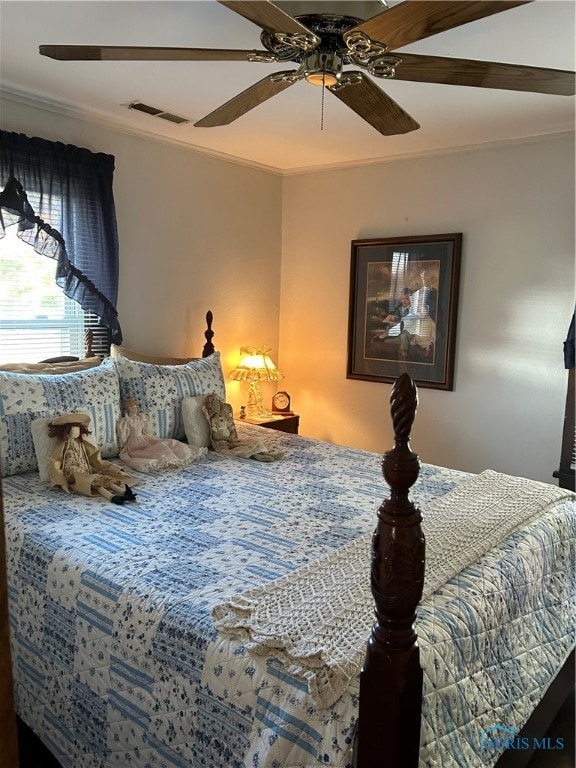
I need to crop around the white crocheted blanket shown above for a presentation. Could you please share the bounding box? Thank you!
[211,470,573,709]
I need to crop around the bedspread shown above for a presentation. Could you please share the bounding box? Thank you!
[211,471,571,710]
[4,424,575,768]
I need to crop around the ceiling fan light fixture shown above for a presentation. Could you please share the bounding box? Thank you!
[306,71,338,87]
[302,50,343,87]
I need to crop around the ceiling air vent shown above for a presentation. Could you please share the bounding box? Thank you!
[126,101,190,125]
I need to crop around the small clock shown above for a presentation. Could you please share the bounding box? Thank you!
[272,390,292,414]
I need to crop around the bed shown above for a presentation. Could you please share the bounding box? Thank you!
[0,311,574,768]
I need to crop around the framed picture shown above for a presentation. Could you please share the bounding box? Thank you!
[347,233,462,390]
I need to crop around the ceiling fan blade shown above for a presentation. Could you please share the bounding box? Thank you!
[39,45,281,62]
[195,71,300,127]
[346,1,532,52]
[393,53,575,96]
[218,0,319,48]
[329,72,419,135]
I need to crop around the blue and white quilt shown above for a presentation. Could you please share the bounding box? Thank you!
[4,423,575,768]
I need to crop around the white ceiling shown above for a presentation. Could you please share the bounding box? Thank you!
[1,0,574,173]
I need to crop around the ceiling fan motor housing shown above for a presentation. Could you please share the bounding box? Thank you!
[260,14,363,63]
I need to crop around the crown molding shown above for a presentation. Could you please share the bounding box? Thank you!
[0,86,285,176]
[282,129,576,176]
[2,86,573,178]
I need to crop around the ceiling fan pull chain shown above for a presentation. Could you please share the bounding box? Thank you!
[321,73,325,131]
[320,55,327,131]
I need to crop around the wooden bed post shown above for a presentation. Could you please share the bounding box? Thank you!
[202,310,215,358]
[356,374,425,768]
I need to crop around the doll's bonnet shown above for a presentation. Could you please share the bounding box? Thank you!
[50,412,91,426]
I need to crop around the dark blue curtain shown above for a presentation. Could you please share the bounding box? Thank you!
[564,311,574,369]
[0,130,122,343]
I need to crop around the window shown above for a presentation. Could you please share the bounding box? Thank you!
[0,224,99,362]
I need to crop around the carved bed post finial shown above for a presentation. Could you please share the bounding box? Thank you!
[356,373,425,768]
[85,328,94,358]
[202,310,215,358]
[390,372,418,442]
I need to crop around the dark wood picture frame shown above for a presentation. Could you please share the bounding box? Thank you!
[347,233,462,390]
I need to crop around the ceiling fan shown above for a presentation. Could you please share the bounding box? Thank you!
[39,0,575,137]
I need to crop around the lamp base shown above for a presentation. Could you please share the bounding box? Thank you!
[246,380,272,419]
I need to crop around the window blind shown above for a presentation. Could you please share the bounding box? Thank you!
[0,223,109,363]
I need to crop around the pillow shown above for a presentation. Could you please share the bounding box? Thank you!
[113,352,226,441]
[181,395,210,448]
[0,357,102,374]
[0,357,121,477]
[110,344,194,366]
[31,412,96,482]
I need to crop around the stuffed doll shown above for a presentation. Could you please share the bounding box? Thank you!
[117,397,206,472]
[48,412,138,505]
[203,393,284,462]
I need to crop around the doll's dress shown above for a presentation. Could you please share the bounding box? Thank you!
[118,412,206,473]
[50,436,136,496]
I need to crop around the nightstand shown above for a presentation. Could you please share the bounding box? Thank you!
[239,414,300,435]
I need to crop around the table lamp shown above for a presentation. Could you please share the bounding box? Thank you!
[229,346,283,418]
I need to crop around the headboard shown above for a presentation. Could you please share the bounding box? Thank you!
[111,311,216,365]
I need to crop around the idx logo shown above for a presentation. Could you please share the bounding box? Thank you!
[480,726,564,752]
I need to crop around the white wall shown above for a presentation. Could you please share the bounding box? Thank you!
[2,97,574,482]
[280,135,575,483]
[0,97,284,409]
